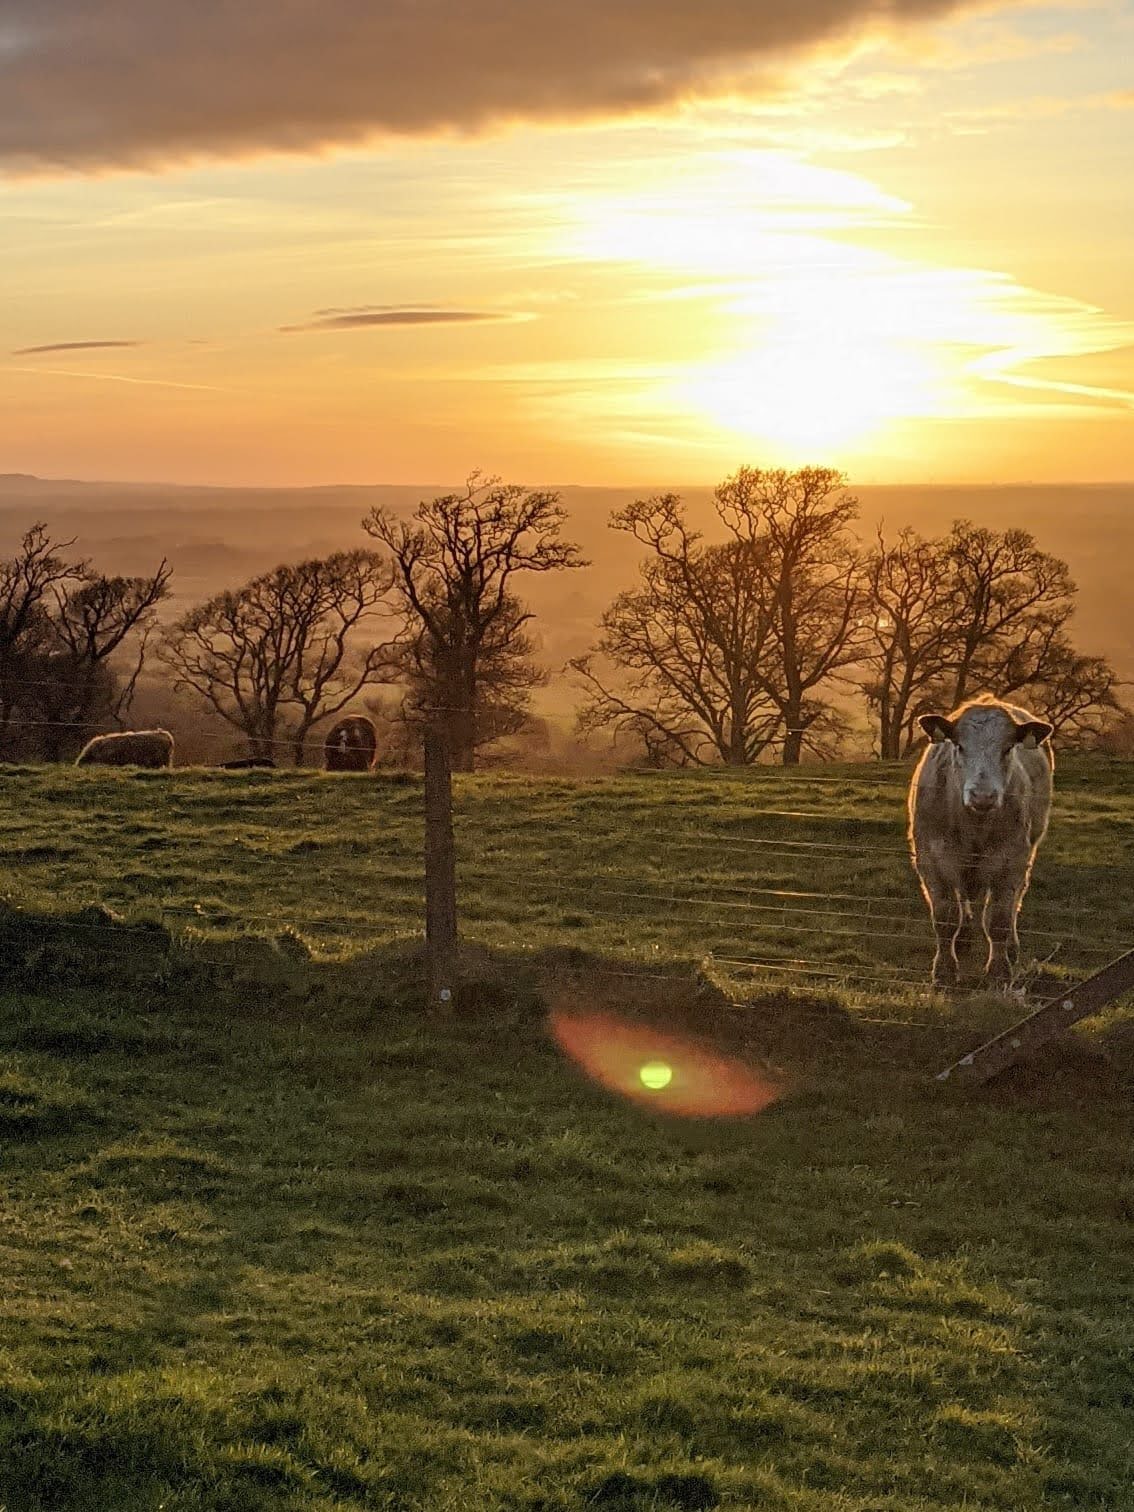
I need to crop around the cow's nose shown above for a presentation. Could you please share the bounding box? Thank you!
[966,793,998,814]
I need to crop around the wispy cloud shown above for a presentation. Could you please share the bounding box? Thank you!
[13,338,142,356]
[945,90,1134,133]
[281,306,516,333]
[0,0,980,173]
[893,18,1084,69]
[7,366,234,393]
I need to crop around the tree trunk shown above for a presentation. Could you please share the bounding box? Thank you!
[725,715,748,766]
[447,658,478,773]
[879,716,902,761]
[782,716,804,766]
[449,706,476,773]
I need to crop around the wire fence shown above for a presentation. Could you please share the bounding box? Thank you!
[1,730,1131,1031]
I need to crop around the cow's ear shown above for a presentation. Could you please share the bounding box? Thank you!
[1014,719,1053,748]
[918,714,955,743]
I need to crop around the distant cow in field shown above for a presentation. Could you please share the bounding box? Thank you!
[75,729,175,770]
[324,716,377,772]
[908,697,1053,988]
[219,757,276,770]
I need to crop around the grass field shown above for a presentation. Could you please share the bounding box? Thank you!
[2,758,1133,1510]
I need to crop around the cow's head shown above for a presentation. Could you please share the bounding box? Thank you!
[919,704,1052,814]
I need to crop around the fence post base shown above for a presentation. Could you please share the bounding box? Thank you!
[424,725,458,1013]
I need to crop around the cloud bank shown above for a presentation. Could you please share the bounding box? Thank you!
[0,0,975,173]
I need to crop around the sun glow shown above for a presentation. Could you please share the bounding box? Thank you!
[550,150,1132,463]
[676,324,944,457]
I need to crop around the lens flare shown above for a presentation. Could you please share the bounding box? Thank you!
[550,1006,780,1118]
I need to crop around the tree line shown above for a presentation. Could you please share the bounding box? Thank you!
[574,467,1123,764]
[0,468,1125,768]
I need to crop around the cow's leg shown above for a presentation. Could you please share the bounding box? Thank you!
[954,866,981,969]
[925,882,963,988]
[983,874,1023,984]
[954,896,980,973]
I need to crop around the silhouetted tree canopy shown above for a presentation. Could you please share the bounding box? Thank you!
[160,551,396,764]
[0,523,169,759]
[861,520,1120,756]
[573,496,781,766]
[576,468,863,766]
[363,473,586,771]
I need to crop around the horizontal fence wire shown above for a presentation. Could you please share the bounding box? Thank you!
[466,886,1115,957]
[1,728,1128,1018]
[453,867,1118,938]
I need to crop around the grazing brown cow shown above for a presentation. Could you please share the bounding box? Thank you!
[908,696,1053,987]
[324,715,377,772]
[75,729,174,769]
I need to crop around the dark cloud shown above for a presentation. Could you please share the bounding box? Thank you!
[282,307,505,333]
[12,339,142,355]
[0,1,975,173]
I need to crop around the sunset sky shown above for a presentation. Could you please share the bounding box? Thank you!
[2,0,1132,486]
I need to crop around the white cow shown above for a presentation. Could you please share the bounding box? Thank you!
[908,697,1053,987]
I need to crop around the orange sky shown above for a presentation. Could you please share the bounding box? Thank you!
[2,1,1132,486]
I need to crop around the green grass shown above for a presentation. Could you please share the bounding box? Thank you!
[1,758,1133,1509]
[0,755,1129,990]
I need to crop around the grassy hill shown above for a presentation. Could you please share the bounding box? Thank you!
[2,760,1133,1509]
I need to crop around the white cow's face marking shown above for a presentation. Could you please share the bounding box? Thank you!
[920,704,1050,814]
[952,709,1019,814]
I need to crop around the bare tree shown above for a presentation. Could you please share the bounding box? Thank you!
[575,470,864,767]
[861,527,966,759]
[161,551,396,763]
[363,473,586,771]
[573,495,780,766]
[941,521,1076,708]
[859,519,1112,756]
[397,591,550,755]
[710,467,866,765]
[34,567,172,758]
[0,524,171,760]
[1015,641,1125,746]
[0,525,80,754]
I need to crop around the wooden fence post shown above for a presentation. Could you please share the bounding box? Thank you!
[936,948,1134,1085]
[424,724,458,1011]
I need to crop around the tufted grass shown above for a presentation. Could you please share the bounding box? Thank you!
[1,756,1133,1509]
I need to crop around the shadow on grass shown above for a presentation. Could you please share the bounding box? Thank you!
[1,899,1131,1109]
[3,903,1134,1509]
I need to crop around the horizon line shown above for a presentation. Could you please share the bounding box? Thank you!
[3,471,1134,495]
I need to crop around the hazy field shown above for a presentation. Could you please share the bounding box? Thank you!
[2,760,1133,1509]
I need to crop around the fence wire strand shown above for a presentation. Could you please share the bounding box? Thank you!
[3,735,1130,1020]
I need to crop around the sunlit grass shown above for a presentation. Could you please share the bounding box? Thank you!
[0,756,1126,992]
[1,757,1132,1508]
